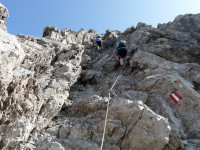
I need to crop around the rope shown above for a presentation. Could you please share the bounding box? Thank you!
[100,75,120,150]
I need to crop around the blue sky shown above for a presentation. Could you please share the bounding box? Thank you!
[1,0,200,37]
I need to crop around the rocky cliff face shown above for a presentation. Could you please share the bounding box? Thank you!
[0,3,200,150]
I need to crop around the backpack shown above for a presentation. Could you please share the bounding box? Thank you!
[118,41,126,48]
[116,40,126,50]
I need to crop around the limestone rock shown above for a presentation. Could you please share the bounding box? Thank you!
[80,70,101,83]
[1,4,200,149]
[0,27,84,149]
[136,22,152,30]
[0,3,9,18]
[108,100,171,150]
[48,142,65,150]
[43,26,98,46]
[0,3,9,31]
[123,25,135,34]
[43,26,61,39]
[36,98,170,150]
[81,52,91,68]
[0,28,25,85]
[122,90,148,103]
[58,125,67,139]
[136,69,200,149]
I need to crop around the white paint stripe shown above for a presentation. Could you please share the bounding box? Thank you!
[172,93,180,102]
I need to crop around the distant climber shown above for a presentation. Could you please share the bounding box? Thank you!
[96,36,102,50]
[112,40,127,67]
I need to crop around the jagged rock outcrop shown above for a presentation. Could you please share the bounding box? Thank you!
[0,3,9,31]
[43,26,97,46]
[0,31,85,149]
[1,2,200,150]
[140,14,200,64]
[43,26,62,39]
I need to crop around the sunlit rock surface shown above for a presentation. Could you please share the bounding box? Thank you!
[1,2,200,150]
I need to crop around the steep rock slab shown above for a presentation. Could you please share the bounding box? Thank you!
[17,35,85,128]
[137,70,200,148]
[108,99,171,150]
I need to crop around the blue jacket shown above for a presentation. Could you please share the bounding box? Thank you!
[96,38,101,42]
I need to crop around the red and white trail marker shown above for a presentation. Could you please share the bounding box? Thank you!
[169,92,182,104]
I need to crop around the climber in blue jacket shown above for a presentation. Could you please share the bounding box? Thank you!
[96,36,102,50]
